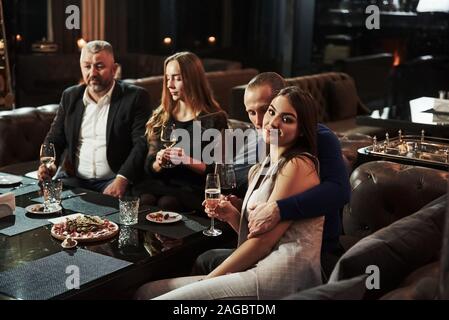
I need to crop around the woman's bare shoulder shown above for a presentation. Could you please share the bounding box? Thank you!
[279,155,318,179]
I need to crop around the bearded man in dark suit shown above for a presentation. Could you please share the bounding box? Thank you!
[38,40,151,198]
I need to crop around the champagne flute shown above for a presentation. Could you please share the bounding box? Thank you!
[203,173,222,237]
[216,164,237,196]
[40,143,56,170]
[160,123,177,168]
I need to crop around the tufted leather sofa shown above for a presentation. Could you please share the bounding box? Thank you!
[230,72,383,136]
[125,68,259,112]
[0,105,256,175]
[0,105,59,171]
[285,161,449,300]
[0,104,369,176]
[341,160,449,250]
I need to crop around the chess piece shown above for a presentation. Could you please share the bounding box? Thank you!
[420,130,425,151]
[372,136,378,152]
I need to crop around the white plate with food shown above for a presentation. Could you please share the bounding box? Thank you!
[25,203,62,215]
[0,175,22,186]
[146,211,183,224]
[51,214,119,242]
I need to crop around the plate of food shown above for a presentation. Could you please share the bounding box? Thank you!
[146,211,182,224]
[51,214,119,242]
[26,203,62,215]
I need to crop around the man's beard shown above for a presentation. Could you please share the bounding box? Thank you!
[89,76,113,93]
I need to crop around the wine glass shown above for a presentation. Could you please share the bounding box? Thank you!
[40,143,56,170]
[160,123,177,168]
[203,173,222,237]
[216,164,237,197]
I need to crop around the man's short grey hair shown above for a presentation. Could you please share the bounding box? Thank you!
[83,40,114,58]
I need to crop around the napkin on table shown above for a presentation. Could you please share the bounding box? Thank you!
[0,192,16,219]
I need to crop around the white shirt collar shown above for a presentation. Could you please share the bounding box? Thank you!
[83,81,116,107]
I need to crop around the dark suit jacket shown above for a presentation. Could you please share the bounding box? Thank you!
[45,80,151,183]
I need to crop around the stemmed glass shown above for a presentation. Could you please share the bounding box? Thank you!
[40,143,56,170]
[216,164,237,196]
[203,173,222,237]
[160,123,177,168]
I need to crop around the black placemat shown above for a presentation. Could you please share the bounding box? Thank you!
[108,211,209,240]
[0,207,51,237]
[0,176,40,197]
[0,249,132,300]
[32,189,119,216]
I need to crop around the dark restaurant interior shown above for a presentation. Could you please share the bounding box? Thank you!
[0,0,448,302]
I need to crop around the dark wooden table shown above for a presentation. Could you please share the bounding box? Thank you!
[0,177,236,300]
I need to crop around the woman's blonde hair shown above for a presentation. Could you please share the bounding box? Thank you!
[145,52,222,140]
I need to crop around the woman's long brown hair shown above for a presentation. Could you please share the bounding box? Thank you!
[278,86,319,171]
[145,52,222,141]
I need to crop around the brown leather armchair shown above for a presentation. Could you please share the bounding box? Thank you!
[285,161,449,300]
[341,160,449,250]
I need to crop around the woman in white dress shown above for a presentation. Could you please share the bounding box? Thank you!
[135,86,324,300]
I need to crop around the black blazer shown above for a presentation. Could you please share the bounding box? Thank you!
[45,80,151,183]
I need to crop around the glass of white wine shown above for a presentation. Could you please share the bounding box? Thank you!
[160,123,177,168]
[40,143,56,170]
[203,173,222,237]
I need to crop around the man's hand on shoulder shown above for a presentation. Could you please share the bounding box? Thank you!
[103,176,128,198]
[247,201,281,238]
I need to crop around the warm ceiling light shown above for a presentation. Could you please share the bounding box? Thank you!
[163,37,172,45]
[16,34,23,42]
[77,38,87,49]
[208,36,216,44]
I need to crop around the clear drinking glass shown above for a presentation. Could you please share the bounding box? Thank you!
[42,179,62,212]
[203,173,222,237]
[118,225,139,249]
[119,196,140,225]
[160,123,177,168]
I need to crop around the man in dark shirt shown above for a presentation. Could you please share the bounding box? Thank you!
[192,72,350,276]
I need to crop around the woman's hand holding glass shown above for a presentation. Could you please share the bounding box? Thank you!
[203,196,240,223]
[156,147,187,168]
